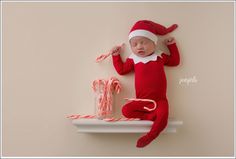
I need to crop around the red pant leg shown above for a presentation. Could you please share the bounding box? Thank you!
[122,100,156,119]
[137,99,169,147]
[148,99,169,137]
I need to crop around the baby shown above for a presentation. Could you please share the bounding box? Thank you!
[110,20,180,148]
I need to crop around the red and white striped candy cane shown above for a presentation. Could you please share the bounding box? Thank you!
[67,114,96,120]
[125,98,157,111]
[103,117,140,122]
[95,52,113,63]
[67,114,140,122]
[95,43,125,63]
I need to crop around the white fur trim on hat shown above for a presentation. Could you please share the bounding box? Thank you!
[129,29,158,43]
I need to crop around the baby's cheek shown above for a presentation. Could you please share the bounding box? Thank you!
[131,47,136,52]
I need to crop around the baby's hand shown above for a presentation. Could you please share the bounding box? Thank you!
[164,37,176,45]
[110,43,125,56]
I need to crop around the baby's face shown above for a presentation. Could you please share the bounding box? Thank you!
[129,36,156,57]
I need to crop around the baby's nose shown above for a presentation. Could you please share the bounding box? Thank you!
[137,43,143,49]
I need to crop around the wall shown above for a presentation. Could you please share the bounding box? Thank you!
[2,2,234,157]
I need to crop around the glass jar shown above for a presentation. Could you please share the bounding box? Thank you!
[94,84,114,119]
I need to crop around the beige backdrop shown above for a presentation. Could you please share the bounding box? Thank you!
[2,2,234,157]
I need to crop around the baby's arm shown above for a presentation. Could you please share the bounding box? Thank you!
[161,37,180,66]
[110,45,134,75]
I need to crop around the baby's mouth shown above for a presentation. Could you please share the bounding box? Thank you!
[138,50,145,54]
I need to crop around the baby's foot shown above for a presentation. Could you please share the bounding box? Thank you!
[136,134,155,148]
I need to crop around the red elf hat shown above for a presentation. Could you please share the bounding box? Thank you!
[128,20,178,43]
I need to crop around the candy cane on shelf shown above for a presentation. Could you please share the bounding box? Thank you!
[125,98,157,111]
[67,114,96,120]
[103,117,140,122]
[95,43,125,63]
[67,114,140,122]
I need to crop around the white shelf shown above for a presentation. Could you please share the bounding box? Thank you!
[72,118,183,133]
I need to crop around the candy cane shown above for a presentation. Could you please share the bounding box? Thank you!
[92,79,106,92]
[67,114,140,122]
[103,117,140,122]
[95,52,113,63]
[96,43,125,63]
[67,114,96,120]
[125,98,157,111]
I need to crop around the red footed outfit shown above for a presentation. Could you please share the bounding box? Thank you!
[112,43,180,147]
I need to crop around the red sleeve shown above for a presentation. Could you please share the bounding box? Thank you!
[112,55,134,75]
[161,43,180,66]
